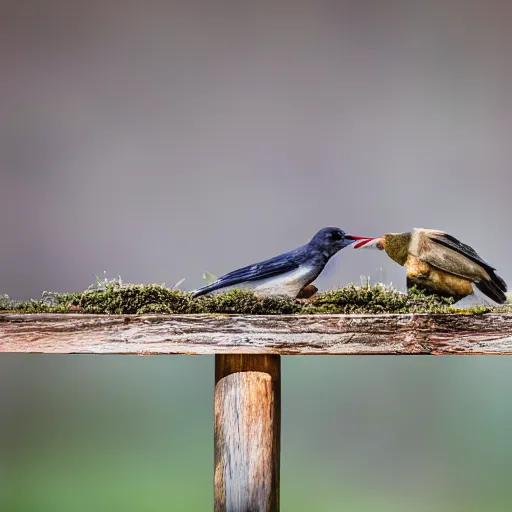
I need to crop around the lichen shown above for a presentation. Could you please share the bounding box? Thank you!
[1,284,510,315]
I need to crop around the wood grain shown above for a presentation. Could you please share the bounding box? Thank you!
[1,313,512,355]
[214,355,280,512]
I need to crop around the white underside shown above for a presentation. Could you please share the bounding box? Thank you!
[209,265,316,298]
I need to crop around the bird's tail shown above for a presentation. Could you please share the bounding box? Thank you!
[190,271,220,298]
[475,271,508,305]
[190,286,209,298]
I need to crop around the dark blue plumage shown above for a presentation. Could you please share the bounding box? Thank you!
[192,227,368,298]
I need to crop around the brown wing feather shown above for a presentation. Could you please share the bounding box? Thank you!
[410,230,489,282]
[430,233,496,274]
[410,229,507,303]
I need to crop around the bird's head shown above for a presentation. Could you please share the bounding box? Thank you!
[309,227,375,258]
[351,232,411,266]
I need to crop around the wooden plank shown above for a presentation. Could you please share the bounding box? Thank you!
[214,355,280,512]
[1,313,512,355]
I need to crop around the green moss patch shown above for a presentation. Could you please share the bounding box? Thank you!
[303,285,457,314]
[1,284,511,315]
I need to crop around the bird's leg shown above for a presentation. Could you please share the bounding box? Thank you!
[295,284,318,302]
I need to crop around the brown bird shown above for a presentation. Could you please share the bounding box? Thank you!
[354,228,508,304]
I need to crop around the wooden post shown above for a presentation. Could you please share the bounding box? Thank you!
[214,355,281,512]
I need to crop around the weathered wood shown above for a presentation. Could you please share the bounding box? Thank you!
[1,313,512,355]
[214,355,280,512]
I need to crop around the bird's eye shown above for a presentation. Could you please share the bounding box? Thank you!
[331,231,344,241]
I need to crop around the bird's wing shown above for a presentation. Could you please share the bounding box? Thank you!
[429,232,497,274]
[412,230,491,280]
[192,249,305,297]
[424,231,507,303]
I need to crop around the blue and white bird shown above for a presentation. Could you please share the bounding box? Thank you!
[191,227,371,298]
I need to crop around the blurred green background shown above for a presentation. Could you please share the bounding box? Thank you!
[1,356,512,511]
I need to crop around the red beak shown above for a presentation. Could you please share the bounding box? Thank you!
[346,235,379,249]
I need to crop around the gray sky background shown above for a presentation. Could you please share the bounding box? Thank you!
[1,0,511,299]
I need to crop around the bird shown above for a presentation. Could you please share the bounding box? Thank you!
[191,227,371,298]
[353,228,508,304]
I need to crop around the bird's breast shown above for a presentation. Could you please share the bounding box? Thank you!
[251,266,317,297]
[405,255,431,278]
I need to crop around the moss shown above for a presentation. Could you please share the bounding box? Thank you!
[0,291,82,314]
[449,303,512,315]
[197,289,302,315]
[78,285,197,314]
[302,284,455,314]
[1,283,510,315]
